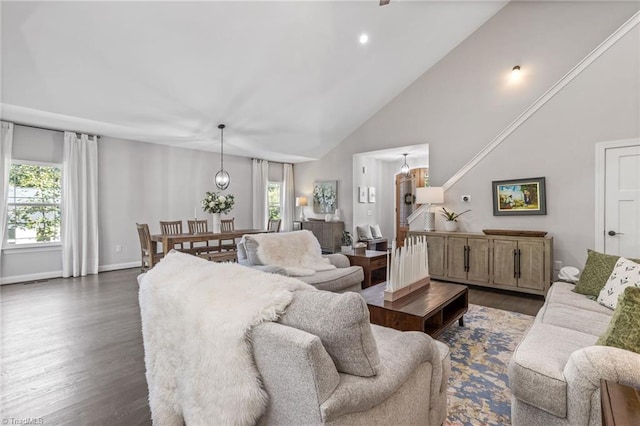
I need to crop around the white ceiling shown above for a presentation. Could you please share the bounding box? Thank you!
[0,1,506,163]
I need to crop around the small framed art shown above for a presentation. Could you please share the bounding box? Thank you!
[492,177,546,216]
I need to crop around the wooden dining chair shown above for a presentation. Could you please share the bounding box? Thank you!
[160,220,185,250]
[187,219,217,254]
[219,218,237,251]
[136,223,163,271]
[268,218,282,233]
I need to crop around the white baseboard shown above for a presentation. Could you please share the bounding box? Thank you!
[0,261,140,285]
[0,270,63,285]
[98,261,140,272]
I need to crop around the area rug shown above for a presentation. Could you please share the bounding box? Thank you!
[439,304,535,426]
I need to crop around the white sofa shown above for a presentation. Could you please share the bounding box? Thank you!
[508,282,640,425]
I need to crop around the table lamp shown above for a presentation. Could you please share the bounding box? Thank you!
[415,187,444,232]
[295,196,308,221]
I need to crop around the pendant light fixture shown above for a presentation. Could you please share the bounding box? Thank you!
[214,124,230,190]
[400,153,410,176]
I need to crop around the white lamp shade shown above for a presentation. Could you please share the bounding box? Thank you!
[416,187,444,204]
[296,196,308,207]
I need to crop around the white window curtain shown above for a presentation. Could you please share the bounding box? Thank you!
[0,122,14,253]
[252,159,269,229]
[62,132,99,277]
[282,163,295,232]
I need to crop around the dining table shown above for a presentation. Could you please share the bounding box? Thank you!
[151,229,269,256]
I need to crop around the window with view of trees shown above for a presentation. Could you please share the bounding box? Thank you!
[6,162,62,245]
[268,182,282,220]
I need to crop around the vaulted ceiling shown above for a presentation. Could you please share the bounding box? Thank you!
[1,1,506,162]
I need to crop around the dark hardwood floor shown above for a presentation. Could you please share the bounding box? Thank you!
[1,268,544,424]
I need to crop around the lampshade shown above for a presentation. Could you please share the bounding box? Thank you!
[415,187,444,204]
[295,196,308,207]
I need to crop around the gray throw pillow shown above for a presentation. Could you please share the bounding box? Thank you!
[242,236,264,265]
[356,225,373,241]
[370,224,383,239]
[279,290,380,377]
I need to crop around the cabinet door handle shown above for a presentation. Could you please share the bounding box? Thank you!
[513,249,518,278]
[517,249,522,278]
[463,246,469,271]
[466,246,471,272]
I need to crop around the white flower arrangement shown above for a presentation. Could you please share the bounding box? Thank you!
[202,191,235,214]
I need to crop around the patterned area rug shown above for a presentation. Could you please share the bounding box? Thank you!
[439,304,535,426]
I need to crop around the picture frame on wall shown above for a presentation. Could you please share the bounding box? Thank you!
[358,186,367,203]
[492,177,546,216]
[313,180,338,213]
[368,187,376,203]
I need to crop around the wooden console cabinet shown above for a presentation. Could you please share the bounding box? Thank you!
[409,231,553,295]
[301,221,344,253]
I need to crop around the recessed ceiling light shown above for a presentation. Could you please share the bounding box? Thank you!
[359,33,369,44]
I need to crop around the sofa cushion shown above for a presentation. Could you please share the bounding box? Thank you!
[296,266,363,293]
[597,257,640,309]
[545,282,615,315]
[356,225,373,241]
[537,303,611,337]
[508,323,599,418]
[279,290,380,377]
[574,249,639,297]
[320,324,439,420]
[597,286,640,353]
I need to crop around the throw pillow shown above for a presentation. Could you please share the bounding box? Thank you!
[370,224,383,239]
[597,257,640,309]
[596,286,640,353]
[356,225,373,241]
[242,236,264,265]
[573,250,640,297]
[279,290,380,377]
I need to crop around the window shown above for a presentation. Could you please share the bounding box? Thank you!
[6,161,62,246]
[267,182,282,220]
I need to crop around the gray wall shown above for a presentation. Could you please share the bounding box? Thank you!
[1,128,253,283]
[294,1,640,270]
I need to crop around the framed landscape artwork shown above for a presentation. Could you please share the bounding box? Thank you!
[492,177,546,216]
[313,180,338,213]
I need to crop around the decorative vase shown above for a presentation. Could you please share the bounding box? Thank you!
[444,220,457,232]
[325,214,333,222]
[341,245,352,253]
[212,212,221,233]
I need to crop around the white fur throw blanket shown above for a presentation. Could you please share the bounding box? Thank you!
[138,251,313,425]
[251,230,337,276]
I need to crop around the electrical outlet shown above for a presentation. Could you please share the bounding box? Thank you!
[461,195,471,202]
[554,260,562,270]
[115,245,122,253]
[367,210,372,216]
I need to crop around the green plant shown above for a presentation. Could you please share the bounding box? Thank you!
[440,207,471,222]
[341,231,353,246]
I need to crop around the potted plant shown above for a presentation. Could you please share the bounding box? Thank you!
[440,207,471,232]
[341,231,353,253]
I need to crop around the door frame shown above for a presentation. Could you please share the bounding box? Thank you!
[594,138,640,252]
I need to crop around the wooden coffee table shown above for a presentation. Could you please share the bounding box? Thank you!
[360,280,468,337]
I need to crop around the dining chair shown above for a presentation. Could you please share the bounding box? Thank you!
[219,218,237,251]
[136,223,164,271]
[160,220,185,250]
[268,218,282,233]
[187,219,218,254]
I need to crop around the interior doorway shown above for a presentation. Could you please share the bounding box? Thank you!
[595,139,640,257]
[395,167,428,247]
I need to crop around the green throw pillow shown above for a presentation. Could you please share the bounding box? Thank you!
[596,286,640,353]
[574,250,640,297]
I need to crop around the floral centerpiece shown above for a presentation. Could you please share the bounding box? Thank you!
[202,191,235,214]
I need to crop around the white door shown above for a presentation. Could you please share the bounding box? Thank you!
[604,144,640,257]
